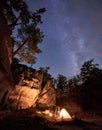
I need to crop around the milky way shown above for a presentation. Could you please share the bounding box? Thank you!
[26,0,102,78]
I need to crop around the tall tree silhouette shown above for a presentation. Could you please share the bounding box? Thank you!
[80,59,99,84]
[0,0,46,64]
[56,74,68,91]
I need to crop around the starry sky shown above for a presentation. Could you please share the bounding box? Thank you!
[25,0,102,78]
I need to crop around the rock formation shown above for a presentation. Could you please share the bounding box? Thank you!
[7,70,56,110]
[8,85,40,109]
[37,80,56,108]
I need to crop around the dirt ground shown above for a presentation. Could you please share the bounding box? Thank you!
[0,109,102,130]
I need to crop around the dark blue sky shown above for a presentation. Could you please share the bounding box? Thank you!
[26,0,102,78]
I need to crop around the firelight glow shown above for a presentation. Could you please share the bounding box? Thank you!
[49,113,53,117]
[60,108,71,120]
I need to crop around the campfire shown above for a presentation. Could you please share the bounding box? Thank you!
[36,107,72,121]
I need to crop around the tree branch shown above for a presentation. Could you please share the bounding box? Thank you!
[13,38,28,56]
[8,16,20,28]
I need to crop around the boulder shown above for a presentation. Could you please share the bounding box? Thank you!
[8,85,40,109]
[7,75,56,110]
[0,35,14,107]
[37,80,56,108]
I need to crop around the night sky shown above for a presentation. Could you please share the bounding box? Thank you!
[26,0,102,78]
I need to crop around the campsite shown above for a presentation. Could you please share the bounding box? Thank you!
[0,0,102,129]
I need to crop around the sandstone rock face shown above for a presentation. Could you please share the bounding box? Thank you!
[8,85,40,109]
[37,80,56,108]
[0,79,12,106]
[22,78,40,88]
[0,32,14,107]
[8,75,56,110]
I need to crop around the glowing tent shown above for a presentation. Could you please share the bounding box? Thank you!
[60,108,71,120]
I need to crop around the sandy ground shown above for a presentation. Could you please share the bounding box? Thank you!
[0,109,102,130]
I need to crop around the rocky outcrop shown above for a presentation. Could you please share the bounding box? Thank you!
[37,80,56,108]
[7,75,43,109]
[7,63,56,109]
[8,85,40,109]
[7,77,56,109]
[0,6,15,108]
[0,31,14,108]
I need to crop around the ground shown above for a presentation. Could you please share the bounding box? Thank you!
[0,109,102,130]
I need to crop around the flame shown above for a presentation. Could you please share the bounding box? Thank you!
[60,108,71,120]
[49,113,53,117]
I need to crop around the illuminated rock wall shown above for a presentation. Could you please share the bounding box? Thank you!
[8,85,40,109]
[37,80,56,108]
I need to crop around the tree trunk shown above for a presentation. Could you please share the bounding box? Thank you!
[0,4,15,108]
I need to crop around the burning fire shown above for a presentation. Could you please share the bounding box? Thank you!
[60,108,71,120]
[49,113,53,117]
[36,107,72,121]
